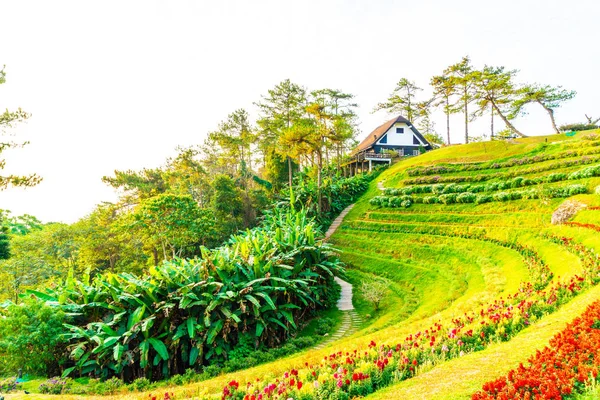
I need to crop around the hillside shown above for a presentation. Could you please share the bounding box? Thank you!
[9,131,600,400]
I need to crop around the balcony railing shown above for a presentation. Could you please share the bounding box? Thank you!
[357,152,393,161]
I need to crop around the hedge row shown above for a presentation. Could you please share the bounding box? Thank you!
[371,184,588,208]
[405,157,600,185]
[386,164,600,197]
[406,145,600,177]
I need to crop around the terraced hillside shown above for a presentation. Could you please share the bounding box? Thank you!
[12,133,600,400]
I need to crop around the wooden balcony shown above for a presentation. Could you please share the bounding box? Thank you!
[357,152,393,161]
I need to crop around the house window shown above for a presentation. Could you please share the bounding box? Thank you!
[397,148,404,157]
[379,134,387,144]
[413,149,420,156]
[396,127,404,134]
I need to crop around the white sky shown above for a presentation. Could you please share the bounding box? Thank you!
[1,0,599,223]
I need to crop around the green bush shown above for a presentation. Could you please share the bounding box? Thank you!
[0,299,68,376]
[130,377,152,392]
[39,378,73,395]
[315,317,335,336]
[559,123,598,132]
[456,192,476,204]
[423,196,439,204]
[91,377,124,395]
[475,194,493,205]
[568,164,600,180]
[0,377,20,393]
[492,192,510,202]
[439,193,457,205]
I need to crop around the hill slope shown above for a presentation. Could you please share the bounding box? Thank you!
[12,131,600,400]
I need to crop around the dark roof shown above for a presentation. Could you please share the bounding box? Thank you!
[352,115,432,154]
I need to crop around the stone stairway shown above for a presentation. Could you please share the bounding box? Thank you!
[313,204,363,350]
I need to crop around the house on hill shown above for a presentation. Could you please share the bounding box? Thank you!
[345,115,432,175]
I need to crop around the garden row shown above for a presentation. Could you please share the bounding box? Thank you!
[370,184,588,208]
[404,157,600,185]
[386,164,600,196]
[222,231,600,400]
[472,299,600,399]
[406,135,600,177]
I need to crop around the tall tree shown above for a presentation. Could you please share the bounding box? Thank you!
[473,65,526,137]
[208,109,255,174]
[311,88,358,174]
[255,80,307,187]
[430,74,456,144]
[1,66,41,190]
[374,78,422,122]
[511,84,576,134]
[444,56,477,144]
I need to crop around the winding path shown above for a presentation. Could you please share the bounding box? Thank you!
[315,204,362,350]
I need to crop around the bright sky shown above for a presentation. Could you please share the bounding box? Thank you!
[1,0,599,223]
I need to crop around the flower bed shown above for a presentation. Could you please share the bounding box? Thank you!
[404,157,600,185]
[221,234,600,400]
[406,146,600,177]
[386,166,597,197]
[564,222,600,232]
[472,300,600,399]
[371,184,588,208]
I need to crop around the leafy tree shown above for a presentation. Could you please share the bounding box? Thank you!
[359,280,388,311]
[211,174,244,235]
[102,167,167,205]
[132,194,214,262]
[374,78,422,122]
[0,66,41,190]
[0,225,9,260]
[473,65,525,137]
[0,299,68,376]
[75,203,147,275]
[511,84,576,134]
[430,74,457,144]
[208,109,255,174]
[444,56,478,143]
[255,79,307,187]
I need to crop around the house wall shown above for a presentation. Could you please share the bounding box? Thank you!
[375,122,425,147]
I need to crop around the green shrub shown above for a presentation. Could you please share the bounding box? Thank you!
[315,318,335,336]
[546,173,567,182]
[492,192,510,202]
[39,378,73,395]
[92,377,124,395]
[475,194,493,204]
[568,164,600,180]
[0,377,20,393]
[130,377,152,392]
[423,196,439,204]
[456,192,476,204]
[400,200,412,208]
[438,194,457,205]
[559,123,598,132]
[0,299,68,376]
[432,184,445,194]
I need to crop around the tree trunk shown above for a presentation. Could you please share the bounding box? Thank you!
[491,102,494,138]
[446,97,451,145]
[538,101,560,134]
[464,87,469,144]
[317,151,323,214]
[492,101,526,137]
[287,156,293,187]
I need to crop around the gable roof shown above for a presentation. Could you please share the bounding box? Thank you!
[352,115,432,154]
